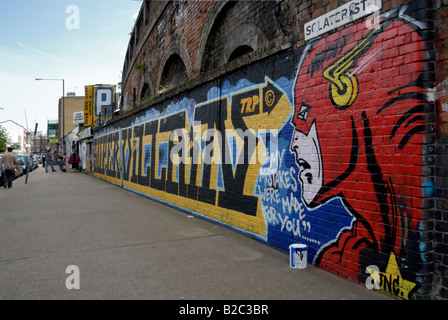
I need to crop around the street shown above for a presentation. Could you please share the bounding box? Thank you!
[0,166,393,300]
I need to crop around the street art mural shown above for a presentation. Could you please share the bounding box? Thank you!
[94,3,433,299]
[94,77,292,236]
[288,7,432,299]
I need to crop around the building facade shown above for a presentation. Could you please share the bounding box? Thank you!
[58,92,85,140]
[0,120,30,154]
[92,0,448,299]
[32,131,48,154]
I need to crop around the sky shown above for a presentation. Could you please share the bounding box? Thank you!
[0,0,143,136]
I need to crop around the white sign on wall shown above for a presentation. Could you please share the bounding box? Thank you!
[73,111,84,124]
[304,0,382,41]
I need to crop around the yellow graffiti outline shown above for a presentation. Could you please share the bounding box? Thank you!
[322,21,388,109]
[94,79,291,238]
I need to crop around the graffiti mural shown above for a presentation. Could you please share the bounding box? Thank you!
[94,3,433,299]
[291,7,432,298]
[94,77,292,236]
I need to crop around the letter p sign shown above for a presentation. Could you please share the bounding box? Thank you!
[95,87,115,119]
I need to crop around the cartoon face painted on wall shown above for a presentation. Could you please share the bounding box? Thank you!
[290,14,431,279]
[290,118,322,206]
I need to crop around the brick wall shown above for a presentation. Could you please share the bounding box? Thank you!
[97,0,448,299]
[434,0,448,300]
[121,0,299,110]
[61,95,84,138]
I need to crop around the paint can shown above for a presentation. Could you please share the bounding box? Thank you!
[289,244,307,269]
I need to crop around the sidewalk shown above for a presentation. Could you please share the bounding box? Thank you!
[0,166,393,300]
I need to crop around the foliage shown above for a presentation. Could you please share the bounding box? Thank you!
[0,125,9,153]
[11,142,21,152]
[134,63,146,71]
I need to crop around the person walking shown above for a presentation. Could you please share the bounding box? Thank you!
[45,148,56,173]
[1,147,18,189]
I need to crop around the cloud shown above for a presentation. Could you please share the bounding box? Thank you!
[17,42,83,66]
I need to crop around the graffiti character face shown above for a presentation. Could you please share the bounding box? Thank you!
[290,22,373,207]
[289,13,430,280]
[290,119,322,206]
[290,17,428,209]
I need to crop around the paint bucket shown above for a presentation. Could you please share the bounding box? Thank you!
[289,244,307,269]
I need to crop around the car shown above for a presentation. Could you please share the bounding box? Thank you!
[29,155,38,170]
[34,154,42,165]
[17,154,32,174]
[27,155,37,170]
[17,157,26,175]
[14,164,23,178]
[0,156,4,186]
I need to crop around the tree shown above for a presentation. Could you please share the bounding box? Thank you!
[0,125,9,153]
[11,142,21,153]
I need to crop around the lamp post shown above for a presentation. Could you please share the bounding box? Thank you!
[35,78,65,146]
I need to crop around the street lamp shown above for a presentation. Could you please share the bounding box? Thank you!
[35,78,65,144]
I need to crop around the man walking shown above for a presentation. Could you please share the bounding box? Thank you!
[1,147,18,189]
[45,148,56,173]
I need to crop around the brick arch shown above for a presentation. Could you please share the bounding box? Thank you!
[156,39,192,93]
[197,1,268,74]
[228,45,254,63]
[223,23,268,63]
[195,0,231,74]
[158,54,188,93]
[139,72,154,104]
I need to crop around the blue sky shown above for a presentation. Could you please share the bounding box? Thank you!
[0,0,142,134]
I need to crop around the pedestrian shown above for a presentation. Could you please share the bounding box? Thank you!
[45,148,56,173]
[68,151,80,172]
[1,147,18,189]
[57,153,66,172]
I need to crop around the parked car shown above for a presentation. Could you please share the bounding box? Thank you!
[17,154,32,174]
[17,157,26,175]
[15,164,23,178]
[0,156,4,186]
[34,154,42,165]
[29,155,38,170]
